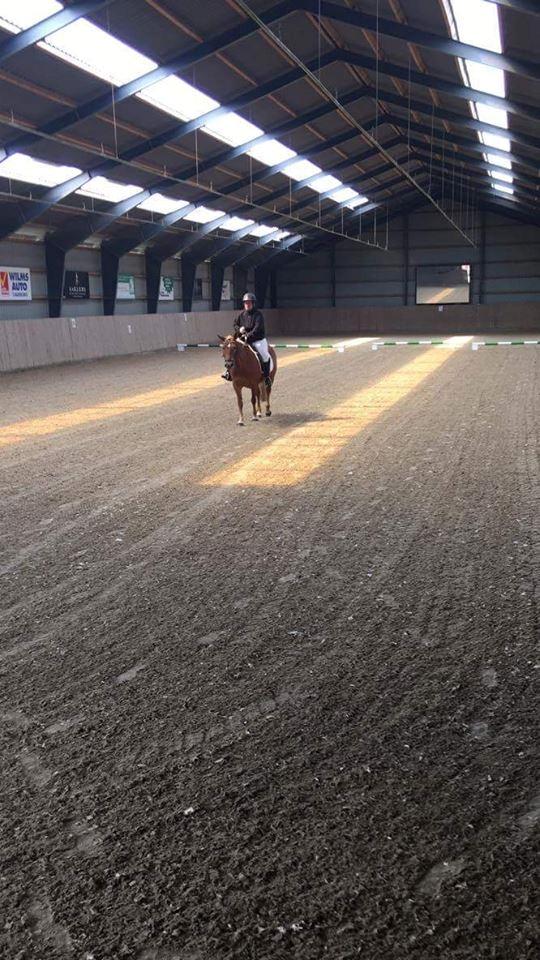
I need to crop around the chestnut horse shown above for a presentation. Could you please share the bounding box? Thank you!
[218,335,277,425]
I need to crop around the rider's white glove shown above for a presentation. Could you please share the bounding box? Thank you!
[240,326,246,334]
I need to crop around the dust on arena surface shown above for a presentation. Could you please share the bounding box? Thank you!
[1,337,538,959]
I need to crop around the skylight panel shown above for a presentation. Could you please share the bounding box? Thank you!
[0,0,61,33]
[476,104,508,129]
[493,183,514,195]
[0,152,81,187]
[465,62,505,98]
[203,113,263,147]
[489,169,513,183]
[249,224,276,238]
[486,153,512,170]
[282,158,322,182]
[42,19,155,86]
[270,230,290,241]
[183,206,225,224]
[247,140,297,166]
[442,0,514,200]
[481,131,511,152]
[139,76,218,121]
[0,6,367,223]
[221,216,255,232]
[329,186,358,204]
[77,177,141,202]
[446,0,501,51]
[137,194,189,215]
[310,174,342,194]
[347,195,369,209]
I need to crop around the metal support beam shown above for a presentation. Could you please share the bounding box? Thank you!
[101,243,119,316]
[298,0,540,80]
[409,139,539,194]
[483,0,540,14]
[145,250,162,315]
[390,115,538,173]
[181,257,197,313]
[233,266,248,309]
[479,209,487,304]
[430,171,539,222]
[42,124,392,258]
[211,263,225,312]
[338,51,540,124]
[44,240,65,319]
[90,53,337,171]
[361,84,540,155]
[329,243,336,308]
[254,266,271,308]
[403,214,409,306]
[234,0,476,246]
[232,234,303,269]
[48,190,153,253]
[423,156,540,210]
[5,0,298,155]
[0,0,111,65]
[269,270,277,309]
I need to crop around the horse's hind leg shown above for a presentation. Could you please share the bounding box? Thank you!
[250,389,259,421]
[234,384,244,426]
[264,384,272,417]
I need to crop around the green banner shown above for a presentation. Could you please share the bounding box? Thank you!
[159,276,175,300]
[117,274,135,300]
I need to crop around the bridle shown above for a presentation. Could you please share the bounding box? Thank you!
[223,337,242,371]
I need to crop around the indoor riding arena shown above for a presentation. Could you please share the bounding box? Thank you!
[1,2,539,959]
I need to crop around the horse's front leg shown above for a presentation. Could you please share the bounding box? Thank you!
[264,383,272,417]
[251,388,261,420]
[234,383,244,426]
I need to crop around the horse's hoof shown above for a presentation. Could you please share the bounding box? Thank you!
[251,416,258,421]
[237,421,244,427]
[266,410,272,417]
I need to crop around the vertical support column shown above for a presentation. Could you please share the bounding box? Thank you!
[45,240,65,319]
[181,255,197,313]
[269,269,277,308]
[254,266,270,307]
[101,243,119,316]
[403,213,409,306]
[233,265,247,308]
[210,261,225,311]
[478,208,486,304]
[330,243,336,308]
[145,250,161,315]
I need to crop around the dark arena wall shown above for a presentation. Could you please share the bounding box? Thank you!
[1,0,540,957]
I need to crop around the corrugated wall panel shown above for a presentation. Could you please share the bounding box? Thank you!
[276,207,540,307]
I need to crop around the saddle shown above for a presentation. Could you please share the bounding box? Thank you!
[245,341,263,371]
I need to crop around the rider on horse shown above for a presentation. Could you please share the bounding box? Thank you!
[221,292,272,388]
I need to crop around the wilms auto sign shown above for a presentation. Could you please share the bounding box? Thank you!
[0,267,32,301]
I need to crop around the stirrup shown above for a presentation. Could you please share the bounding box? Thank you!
[264,375,272,388]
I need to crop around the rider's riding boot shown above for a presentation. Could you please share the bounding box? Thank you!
[262,360,272,388]
[221,369,232,381]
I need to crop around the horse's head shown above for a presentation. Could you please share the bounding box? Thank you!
[218,334,240,371]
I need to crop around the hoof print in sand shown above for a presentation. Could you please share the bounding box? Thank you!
[116,662,147,684]
[417,858,466,897]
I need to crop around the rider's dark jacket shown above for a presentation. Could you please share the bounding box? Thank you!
[234,308,266,344]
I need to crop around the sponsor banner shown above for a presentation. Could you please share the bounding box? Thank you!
[159,276,175,301]
[117,273,136,299]
[0,266,32,301]
[64,270,90,299]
